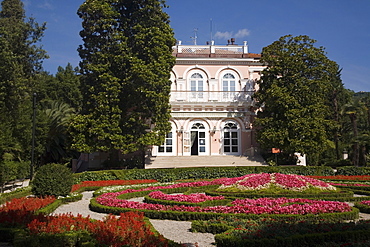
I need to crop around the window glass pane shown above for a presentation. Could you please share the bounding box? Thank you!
[230,81,235,91]
[200,147,205,152]
[232,147,238,152]
[224,147,230,152]
[199,132,205,138]
[191,81,196,91]
[166,147,172,152]
[198,81,203,91]
[199,139,205,145]
[232,139,238,145]
[168,132,172,138]
[223,82,228,91]
[231,132,238,138]
[224,132,230,138]
[166,139,172,145]
[224,139,230,145]
[159,147,164,152]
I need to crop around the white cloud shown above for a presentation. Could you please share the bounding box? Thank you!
[214,28,250,40]
[38,0,53,10]
[235,29,250,38]
[214,31,233,40]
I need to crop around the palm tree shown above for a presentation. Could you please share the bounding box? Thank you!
[356,131,370,166]
[342,100,367,166]
[40,101,75,165]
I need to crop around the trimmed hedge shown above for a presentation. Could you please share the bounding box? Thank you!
[83,166,334,182]
[354,201,370,214]
[214,229,370,247]
[0,187,32,205]
[36,193,83,215]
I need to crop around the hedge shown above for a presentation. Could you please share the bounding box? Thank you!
[214,228,370,247]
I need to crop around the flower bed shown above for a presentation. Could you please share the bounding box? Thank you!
[218,173,336,192]
[92,175,357,221]
[0,196,56,227]
[309,175,370,181]
[26,212,170,247]
[148,191,224,203]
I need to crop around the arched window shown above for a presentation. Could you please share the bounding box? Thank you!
[223,121,239,154]
[222,73,236,99]
[190,73,203,99]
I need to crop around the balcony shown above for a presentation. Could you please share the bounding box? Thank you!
[170,91,254,104]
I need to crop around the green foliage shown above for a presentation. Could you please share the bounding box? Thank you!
[98,166,335,182]
[0,0,48,163]
[70,0,176,158]
[31,164,74,196]
[0,161,29,184]
[13,230,97,247]
[73,170,117,183]
[38,100,76,165]
[336,166,370,176]
[254,35,347,165]
[0,186,31,205]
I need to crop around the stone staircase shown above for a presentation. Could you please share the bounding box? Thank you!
[145,155,267,169]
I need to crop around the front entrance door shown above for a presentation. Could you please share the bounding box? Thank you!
[191,131,198,155]
[190,123,206,156]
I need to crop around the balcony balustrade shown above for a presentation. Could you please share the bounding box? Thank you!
[170,91,254,104]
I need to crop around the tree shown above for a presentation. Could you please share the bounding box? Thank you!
[254,35,341,165]
[70,0,176,167]
[0,0,47,162]
[39,101,76,165]
[342,99,368,166]
[325,64,351,161]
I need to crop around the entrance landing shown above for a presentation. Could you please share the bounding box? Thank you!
[145,155,267,169]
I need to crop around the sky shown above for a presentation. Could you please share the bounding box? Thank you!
[19,0,370,92]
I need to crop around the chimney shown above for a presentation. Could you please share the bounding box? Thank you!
[231,38,235,45]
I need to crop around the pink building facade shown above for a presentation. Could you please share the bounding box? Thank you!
[152,40,265,157]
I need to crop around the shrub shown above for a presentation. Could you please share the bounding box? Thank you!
[32,164,74,196]
[0,161,29,184]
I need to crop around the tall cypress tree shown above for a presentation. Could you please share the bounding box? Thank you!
[70,0,175,166]
[0,0,47,161]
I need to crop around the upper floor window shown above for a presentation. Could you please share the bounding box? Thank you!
[222,73,235,92]
[190,73,203,99]
[190,73,203,92]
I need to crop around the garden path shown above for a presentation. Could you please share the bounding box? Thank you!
[52,191,216,247]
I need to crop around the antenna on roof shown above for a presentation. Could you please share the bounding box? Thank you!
[210,19,213,42]
[190,28,198,45]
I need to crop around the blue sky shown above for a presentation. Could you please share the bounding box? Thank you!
[21,0,370,92]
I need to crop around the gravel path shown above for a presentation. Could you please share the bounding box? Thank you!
[52,192,216,247]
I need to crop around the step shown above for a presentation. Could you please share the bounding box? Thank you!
[145,155,267,169]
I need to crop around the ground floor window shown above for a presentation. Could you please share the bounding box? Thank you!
[223,122,239,154]
[158,132,173,153]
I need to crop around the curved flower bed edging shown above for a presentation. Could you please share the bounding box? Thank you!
[90,176,359,221]
[354,200,370,214]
